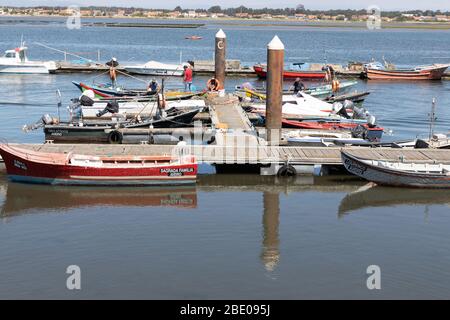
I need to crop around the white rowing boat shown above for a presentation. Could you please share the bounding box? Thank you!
[341,150,450,188]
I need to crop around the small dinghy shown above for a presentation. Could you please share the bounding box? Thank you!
[0,144,197,186]
[341,150,450,188]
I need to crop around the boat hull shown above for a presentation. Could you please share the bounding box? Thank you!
[366,65,449,80]
[124,67,184,76]
[341,151,450,188]
[73,82,200,99]
[81,100,204,118]
[0,145,197,186]
[253,65,326,80]
[0,65,52,74]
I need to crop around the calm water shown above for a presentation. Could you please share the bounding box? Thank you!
[0,17,450,299]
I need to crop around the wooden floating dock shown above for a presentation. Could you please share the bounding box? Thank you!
[55,59,256,76]
[53,61,450,79]
[54,60,364,78]
[12,143,450,171]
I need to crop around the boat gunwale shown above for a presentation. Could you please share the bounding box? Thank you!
[0,144,190,168]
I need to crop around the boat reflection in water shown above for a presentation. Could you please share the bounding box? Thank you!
[0,177,197,218]
[338,183,450,217]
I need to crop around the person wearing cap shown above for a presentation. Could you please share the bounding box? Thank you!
[183,65,193,92]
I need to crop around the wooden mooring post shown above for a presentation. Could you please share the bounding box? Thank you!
[265,36,284,146]
[214,29,226,90]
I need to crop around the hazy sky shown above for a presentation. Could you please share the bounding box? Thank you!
[2,0,450,11]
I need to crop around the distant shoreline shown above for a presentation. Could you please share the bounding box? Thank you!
[1,14,450,30]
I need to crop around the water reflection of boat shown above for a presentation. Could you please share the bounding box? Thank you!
[338,184,450,216]
[0,181,197,217]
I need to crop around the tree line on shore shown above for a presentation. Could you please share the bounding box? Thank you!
[2,5,450,19]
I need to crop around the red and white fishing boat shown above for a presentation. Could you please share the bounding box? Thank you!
[253,64,326,80]
[0,144,197,186]
[365,63,450,80]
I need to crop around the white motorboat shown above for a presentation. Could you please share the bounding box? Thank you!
[0,44,57,74]
[249,92,369,120]
[123,61,188,77]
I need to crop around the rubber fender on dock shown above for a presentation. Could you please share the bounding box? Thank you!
[277,164,297,177]
[107,130,123,144]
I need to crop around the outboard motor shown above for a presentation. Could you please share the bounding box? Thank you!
[340,100,354,119]
[332,102,351,119]
[351,124,367,140]
[80,94,94,106]
[342,99,354,111]
[80,89,95,106]
[367,115,376,128]
[23,114,58,132]
[96,100,120,117]
[42,114,53,125]
[332,102,343,113]
[352,105,367,120]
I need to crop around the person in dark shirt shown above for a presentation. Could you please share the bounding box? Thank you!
[147,79,159,95]
[291,77,306,94]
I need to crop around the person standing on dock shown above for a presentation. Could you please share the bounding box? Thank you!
[183,65,193,92]
[106,57,119,88]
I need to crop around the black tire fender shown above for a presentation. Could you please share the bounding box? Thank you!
[277,164,297,177]
[107,130,123,144]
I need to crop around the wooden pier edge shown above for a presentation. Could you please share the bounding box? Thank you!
[2,143,449,176]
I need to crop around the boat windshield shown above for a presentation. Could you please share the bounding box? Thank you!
[3,51,15,58]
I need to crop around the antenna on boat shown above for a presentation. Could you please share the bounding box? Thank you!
[56,90,62,122]
[429,97,437,140]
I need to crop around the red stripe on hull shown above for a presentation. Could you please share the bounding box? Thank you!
[79,82,112,98]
